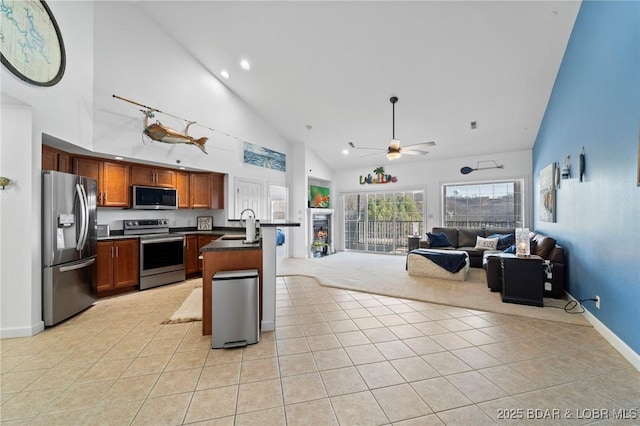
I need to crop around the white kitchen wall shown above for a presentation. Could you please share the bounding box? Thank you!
[0,2,95,337]
[331,150,532,250]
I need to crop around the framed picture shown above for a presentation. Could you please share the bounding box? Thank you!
[539,163,556,222]
[197,216,213,231]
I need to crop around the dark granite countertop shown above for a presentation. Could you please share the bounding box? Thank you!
[201,238,262,252]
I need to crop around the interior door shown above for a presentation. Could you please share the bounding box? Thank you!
[235,178,262,218]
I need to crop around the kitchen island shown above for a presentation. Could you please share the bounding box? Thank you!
[201,220,300,336]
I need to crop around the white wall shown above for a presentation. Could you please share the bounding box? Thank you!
[92,2,289,191]
[0,101,42,337]
[331,150,532,250]
[0,2,95,337]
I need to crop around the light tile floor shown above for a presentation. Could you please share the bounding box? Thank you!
[1,276,639,425]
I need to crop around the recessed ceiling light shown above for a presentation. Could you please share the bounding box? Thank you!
[342,149,349,155]
[221,70,230,79]
[179,166,186,170]
[240,59,250,70]
[114,156,123,160]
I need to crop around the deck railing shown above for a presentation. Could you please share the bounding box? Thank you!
[345,220,422,250]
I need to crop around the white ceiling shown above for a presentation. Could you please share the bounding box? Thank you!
[137,1,581,171]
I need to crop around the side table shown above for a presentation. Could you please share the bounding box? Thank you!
[501,254,545,307]
[407,235,421,252]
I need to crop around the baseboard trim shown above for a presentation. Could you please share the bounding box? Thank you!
[261,320,275,332]
[0,321,45,339]
[581,308,640,372]
[566,292,640,372]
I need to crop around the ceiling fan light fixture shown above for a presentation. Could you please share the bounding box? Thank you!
[387,151,401,160]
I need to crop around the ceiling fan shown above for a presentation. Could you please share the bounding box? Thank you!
[351,96,435,160]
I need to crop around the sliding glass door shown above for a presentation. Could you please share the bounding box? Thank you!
[343,190,424,254]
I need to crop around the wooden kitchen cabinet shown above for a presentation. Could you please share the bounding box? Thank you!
[73,157,130,207]
[42,145,70,172]
[189,172,212,208]
[185,234,219,276]
[185,235,199,275]
[197,235,219,272]
[130,165,176,188]
[97,239,139,296]
[176,171,190,208]
[211,172,225,209]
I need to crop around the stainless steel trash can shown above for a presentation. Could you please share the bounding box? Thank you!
[212,269,259,349]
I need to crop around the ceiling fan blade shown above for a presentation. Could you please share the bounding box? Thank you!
[359,151,385,158]
[354,146,386,151]
[400,149,429,155]
[402,141,436,150]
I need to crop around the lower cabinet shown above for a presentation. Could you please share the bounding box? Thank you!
[97,239,139,296]
[185,235,199,275]
[185,234,219,276]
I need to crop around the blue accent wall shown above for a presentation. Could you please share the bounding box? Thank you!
[533,1,640,354]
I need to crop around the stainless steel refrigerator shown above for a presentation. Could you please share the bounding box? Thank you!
[42,170,98,326]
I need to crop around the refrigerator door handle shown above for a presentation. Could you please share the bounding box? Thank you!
[76,183,88,251]
[59,257,96,273]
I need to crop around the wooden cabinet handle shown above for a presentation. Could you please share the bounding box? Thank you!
[116,246,119,257]
[111,246,115,258]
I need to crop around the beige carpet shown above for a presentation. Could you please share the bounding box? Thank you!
[162,279,203,324]
[277,252,589,326]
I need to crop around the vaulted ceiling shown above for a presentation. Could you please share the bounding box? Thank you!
[137,1,581,171]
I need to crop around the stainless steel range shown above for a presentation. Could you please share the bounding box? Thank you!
[124,219,185,290]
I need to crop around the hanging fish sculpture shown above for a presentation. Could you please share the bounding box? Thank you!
[143,110,208,154]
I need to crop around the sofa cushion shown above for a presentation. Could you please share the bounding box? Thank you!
[475,236,499,250]
[432,227,458,247]
[458,229,483,247]
[427,232,453,248]
[503,244,516,254]
[487,233,515,250]
[531,235,557,259]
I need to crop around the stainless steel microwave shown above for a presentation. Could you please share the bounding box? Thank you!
[132,186,178,210]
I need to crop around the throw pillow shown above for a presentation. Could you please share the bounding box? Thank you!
[503,244,516,254]
[427,232,452,248]
[488,233,515,250]
[475,236,499,250]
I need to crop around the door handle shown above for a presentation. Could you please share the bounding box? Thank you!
[60,258,96,272]
[116,246,119,257]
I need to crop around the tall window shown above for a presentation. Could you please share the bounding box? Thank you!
[343,190,424,254]
[443,180,524,228]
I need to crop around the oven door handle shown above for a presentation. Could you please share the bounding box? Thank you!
[140,237,185,245]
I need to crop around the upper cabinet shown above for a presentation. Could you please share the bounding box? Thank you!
[177,171,224,209]
[189,172,212,209]
[47,146,224,210]
[211,172,225,210]
[73,157,130,207]
[130,165,176,188]
[176,171,190,209]
[42,145,70,173]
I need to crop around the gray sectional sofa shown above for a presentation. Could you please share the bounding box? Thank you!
[418,226,516,268]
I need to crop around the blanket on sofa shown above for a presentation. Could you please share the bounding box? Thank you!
[406,249,467,273]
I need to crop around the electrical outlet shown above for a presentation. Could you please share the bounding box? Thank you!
[595,295,600,309]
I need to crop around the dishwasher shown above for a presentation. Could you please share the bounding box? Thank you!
[211,269,259,349]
